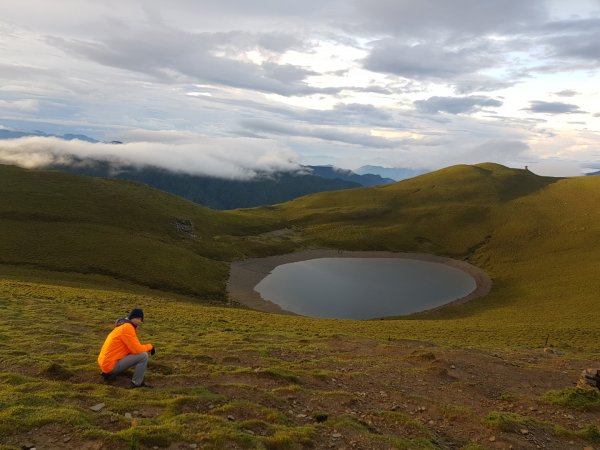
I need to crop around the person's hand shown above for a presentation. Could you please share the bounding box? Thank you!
[150,346,156,356]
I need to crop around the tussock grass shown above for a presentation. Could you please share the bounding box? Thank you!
[543,388,600,411]
[554,424,600,442]
[482,411,533,432]
[1,279,599,448]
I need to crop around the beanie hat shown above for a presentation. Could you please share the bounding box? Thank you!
[127,308,144,321]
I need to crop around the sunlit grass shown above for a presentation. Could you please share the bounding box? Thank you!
[3,163,600,447]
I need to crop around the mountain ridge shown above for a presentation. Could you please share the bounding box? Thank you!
[355,164,428,181]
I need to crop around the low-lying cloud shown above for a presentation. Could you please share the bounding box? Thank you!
[0,136,301,179]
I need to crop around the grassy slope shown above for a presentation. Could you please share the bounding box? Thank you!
[0,164,296,299]
[272,163,556,254]
[252,163,600,349]
[2,162,600,448]
[1,279,600,450]
[3,162,600,347]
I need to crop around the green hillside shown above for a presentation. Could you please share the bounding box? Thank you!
[2,162,600,348]
[254,162,600,348]
[270,163,558,254]
[0,164,295,299]
[2,162,600,449]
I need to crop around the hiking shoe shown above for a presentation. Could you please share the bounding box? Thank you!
[101,372,117,382]
[128,381,152,389]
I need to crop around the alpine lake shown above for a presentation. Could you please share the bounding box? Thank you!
[254,257,477,320]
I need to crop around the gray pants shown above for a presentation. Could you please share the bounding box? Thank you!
[108,352,148,386]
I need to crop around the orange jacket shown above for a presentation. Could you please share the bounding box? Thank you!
[97,320,153,373]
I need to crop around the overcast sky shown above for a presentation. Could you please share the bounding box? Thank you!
[1,0,600,177]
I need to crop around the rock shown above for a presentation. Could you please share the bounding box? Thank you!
[578,368,600,389]
[190,444,198,449]
[489,436,496,442]
[124,413,133,419]
[520,428,529,434]
[89,403,105,412]
[450,365,456,369]
[175,219,195,237]
[227,415,235,421]
[332,433,342,439]
[63,436,72,443]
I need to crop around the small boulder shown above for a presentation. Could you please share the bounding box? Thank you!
[578,368,600,389]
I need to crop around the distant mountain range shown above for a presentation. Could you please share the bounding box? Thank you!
[308,165,394,186]
[0,129,419,208]
[0,129,100,143]
[44,160,372,210]
[355,165,428,181]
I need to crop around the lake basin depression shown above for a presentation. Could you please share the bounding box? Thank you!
[227,250,491,320]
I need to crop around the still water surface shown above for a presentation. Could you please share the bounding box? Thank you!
[254,258,476,319]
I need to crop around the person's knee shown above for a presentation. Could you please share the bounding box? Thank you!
[139,351,149,362]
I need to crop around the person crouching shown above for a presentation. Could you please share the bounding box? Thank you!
[97,308,155,388]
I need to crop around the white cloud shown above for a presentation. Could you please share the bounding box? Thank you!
[0,136,301,179]
[0,0,599,175]
[0,99,39,112]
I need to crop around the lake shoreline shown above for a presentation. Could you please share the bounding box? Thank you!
[226,249,492,318]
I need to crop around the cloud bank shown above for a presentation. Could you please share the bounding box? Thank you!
[0,136,301,179]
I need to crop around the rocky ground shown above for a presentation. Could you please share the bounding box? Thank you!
[3,335,599,450]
